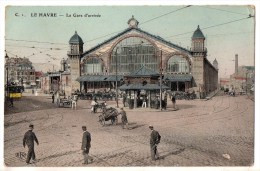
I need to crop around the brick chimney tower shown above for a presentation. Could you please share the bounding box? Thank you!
[235,54,238,75]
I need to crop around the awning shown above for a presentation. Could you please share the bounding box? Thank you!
[119,83,170,90]
[104,75,123,81]
[164,74,192,82]
[76,75,123,82]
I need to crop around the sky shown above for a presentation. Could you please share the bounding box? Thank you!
[3,4,255,78]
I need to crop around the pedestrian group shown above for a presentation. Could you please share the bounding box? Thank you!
[26,91,168,166]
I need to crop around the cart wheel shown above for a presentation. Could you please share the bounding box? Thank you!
[111,116,116,125]
[99,115,105,126]
[98,115,103,125]
[101,115,106,126]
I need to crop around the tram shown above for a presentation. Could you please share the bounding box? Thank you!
[6,85,24,99]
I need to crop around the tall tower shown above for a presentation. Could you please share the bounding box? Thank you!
[235,54,238,75]
[213,58,218,70]
[67,31,84,92]
[190,25,207,97]
[190,25,206,57]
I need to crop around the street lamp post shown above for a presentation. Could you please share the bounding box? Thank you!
[160,50,162,111]
[5,53,9,98]
[245,72,249,94]
[5,53,9,85]
[115,47,119,108]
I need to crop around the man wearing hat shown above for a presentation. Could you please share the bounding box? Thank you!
[149,125,161,160]
[81,126,94,165]
[119,107,128,129]
[23,124,39,164]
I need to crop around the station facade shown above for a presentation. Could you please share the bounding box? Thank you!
[66,16,218,98]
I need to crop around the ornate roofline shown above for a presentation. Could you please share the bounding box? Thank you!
[81,27,191,58]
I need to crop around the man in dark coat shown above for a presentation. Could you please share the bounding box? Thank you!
[81,126,94,165]
[119,107,128,129]
[171,95,176,109]
[23,124,39,164]
[51,93,55,103]
[149,125,161,160]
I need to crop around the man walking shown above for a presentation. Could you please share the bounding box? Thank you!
[51,93,55,103]
[91,99,98,113]
[23,124,39,164]
[119,107,128,129]
[149,125,161,160]
[171,94,176,110]
[142,96,147,108]
[71,94,78,110]
[81,126,94,165]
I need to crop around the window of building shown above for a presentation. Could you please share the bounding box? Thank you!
[84,57,102,74]
[111,37,158,73]
[167,55,189,73]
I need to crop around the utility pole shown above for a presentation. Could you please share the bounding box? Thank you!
[115,47,119,108]
[5,53,9,98]
[160,50,162,111]
[245,72,248,94]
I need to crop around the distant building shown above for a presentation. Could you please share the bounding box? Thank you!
[41,70,72,95]
[5,57,36,88]
[35,71,44,88]
[220,78,230,88]
[230,66,254,94]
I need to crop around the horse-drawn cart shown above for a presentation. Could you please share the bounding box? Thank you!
[98,107,119,126]
[57,98,72,108]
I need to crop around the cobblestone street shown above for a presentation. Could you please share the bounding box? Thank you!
[4,92,254,167]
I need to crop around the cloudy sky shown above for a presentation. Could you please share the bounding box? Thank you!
[3,4,256,78]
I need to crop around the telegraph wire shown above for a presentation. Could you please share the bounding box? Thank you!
[166,15,253,39]
[5,6,192,47]
[5,38,67,45]
[139,5,192,25]
[5,7,254,52]
[198,6,250,16]
[5,15,253,49]
[74,6,192,43]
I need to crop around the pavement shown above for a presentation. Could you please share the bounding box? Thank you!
[3,91,255,167]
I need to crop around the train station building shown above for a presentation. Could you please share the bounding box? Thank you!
[42,16,218,99]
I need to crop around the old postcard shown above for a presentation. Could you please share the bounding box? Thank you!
[1,2,258,171]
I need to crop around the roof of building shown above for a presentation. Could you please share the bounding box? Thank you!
[164,74,193,81]
[244,66,255,71]
[192,25,205,39]
[69,31,84,44]
[213,58,218,63]
[128,65,159,77]
[119,83,169,90]
[81,27,190,57]
[17,63,34,68]
[76,75,124,82]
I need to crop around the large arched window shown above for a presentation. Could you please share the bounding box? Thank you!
[84,57,102,73]
[167,55,189,73]
[111,37,158,73]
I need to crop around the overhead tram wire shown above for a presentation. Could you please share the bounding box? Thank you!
[82,6,192,44]
[5,6,192,51]
[5,6,253,52]
[198,6,250,16]
[6,15,254,52]
[139,5,192,26]
[5,38,67,45]
[166,15,254,39]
